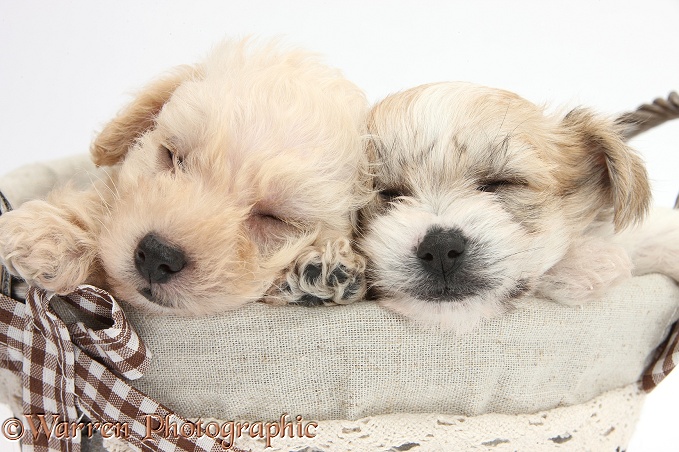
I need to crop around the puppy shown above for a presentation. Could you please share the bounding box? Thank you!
[0,38,370,315]
[360,82,679,331]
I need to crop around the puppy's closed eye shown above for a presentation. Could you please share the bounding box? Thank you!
[476,180,508,193]
[159,144,186,173]
[253,212,287,227]
[378,187,409,202]
[247,209,303,244]
[476,178,528,193]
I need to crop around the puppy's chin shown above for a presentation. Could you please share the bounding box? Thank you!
[105,276,268,316]
[368,255,532,329]
[98,235,269,318]
[379,291,520,333]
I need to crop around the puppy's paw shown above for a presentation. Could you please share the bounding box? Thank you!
[620,207,679,282]
[0,200,97,294]
[266,238,366,307]
[537,239,633,306]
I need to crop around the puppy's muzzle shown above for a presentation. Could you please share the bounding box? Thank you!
[134,233,187,284]
[408,227,487,302]
[417,227,466,277]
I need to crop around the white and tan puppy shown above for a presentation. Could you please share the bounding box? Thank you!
[360,82,679,331]
[0,38,370,315]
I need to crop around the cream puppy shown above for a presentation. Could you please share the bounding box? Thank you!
[0,38,370,315]
[360,82,679,331]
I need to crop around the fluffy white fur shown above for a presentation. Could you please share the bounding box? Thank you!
[0,38,370,315]
[360,82,679,332]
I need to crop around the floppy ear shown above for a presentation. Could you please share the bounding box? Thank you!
[560,108,651,231]
[90,65,198,166]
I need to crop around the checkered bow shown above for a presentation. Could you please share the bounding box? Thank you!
[0,286,226,452]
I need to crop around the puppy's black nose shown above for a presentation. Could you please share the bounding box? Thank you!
[416,228,466,276]
[134,233,186,283]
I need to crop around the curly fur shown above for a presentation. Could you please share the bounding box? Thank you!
[0,38,371,315]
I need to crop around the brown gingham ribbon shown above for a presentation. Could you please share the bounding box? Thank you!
[642,322,679,391]
[0,191,14,298]
[0,286,226,452]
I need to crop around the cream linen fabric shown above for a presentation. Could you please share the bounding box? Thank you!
[0,154,97,207]
[124,274,679,421]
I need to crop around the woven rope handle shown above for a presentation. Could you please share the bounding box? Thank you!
[0,191,14,298]
[616,91,679,141]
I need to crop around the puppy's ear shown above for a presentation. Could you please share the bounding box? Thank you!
[90,65,198,166]
[560,108,651,231]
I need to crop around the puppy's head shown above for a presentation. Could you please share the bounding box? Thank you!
[90,39,369,314]
[360,82,650,331]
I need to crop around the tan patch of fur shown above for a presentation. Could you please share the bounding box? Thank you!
[91,65,200,167]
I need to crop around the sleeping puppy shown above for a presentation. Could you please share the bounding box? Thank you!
[360,82,679,331]
[0,38,370,315]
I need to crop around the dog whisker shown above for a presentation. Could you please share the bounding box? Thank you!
[103,171,122,201]
[88,171,120,207]
[488,247,545,266]
[94,218,112,238]
[491,103,511,146]
[90,183,113,218]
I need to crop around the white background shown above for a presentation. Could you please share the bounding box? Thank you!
[0,1,678,450]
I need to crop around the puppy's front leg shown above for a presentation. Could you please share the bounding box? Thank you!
[616,207,679,282]
[265,237,366,307]
[0,186,101,294]
[536,237,633,306]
